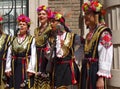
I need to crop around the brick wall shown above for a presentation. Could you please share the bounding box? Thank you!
[48,0,83,35]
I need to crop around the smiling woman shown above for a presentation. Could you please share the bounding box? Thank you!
[34,5,52,89]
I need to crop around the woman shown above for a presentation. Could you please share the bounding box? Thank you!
[49,12,83,89]
[5,14,36,89]
[81,1,113,89]
[0,16,13,89]
[34,5,52,89]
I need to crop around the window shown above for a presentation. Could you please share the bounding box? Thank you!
[0,0,29,36]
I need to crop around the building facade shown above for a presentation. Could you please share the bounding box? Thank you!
[0,0,82,36]
[104,0,120,89]
[0,0,48,36]
[0,0,29,35]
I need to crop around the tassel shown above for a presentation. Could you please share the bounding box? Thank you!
[70,60,77,84]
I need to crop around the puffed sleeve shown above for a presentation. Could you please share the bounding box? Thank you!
[97,30,113,78]
[5,46,12,72]
[27,38,37,73]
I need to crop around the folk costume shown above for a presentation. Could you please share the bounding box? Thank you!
[0,33,13,89]
[34,5,52,89]
[0,16,13,89]
[49,12,83,89]
[5,14,36,89]
[81,1,113,89]
[54,32,81,89]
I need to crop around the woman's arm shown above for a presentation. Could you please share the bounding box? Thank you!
[27,38,37,74]
[97,30,113,78]
[5,46,12,77]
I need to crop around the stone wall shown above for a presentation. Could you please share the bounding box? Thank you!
[48,0,83,35]
[104,0,120,88]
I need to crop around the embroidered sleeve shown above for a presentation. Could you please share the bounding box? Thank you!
[97,31,113,78]
[27,38,37,73]
[99,31,112,48]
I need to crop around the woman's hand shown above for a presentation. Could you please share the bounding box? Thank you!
[96,77,104,89]
[5,71,12,77]
[27,72,34,78]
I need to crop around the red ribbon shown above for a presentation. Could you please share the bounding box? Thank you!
[57,59,77,84]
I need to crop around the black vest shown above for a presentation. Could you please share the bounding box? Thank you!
[84,25,112,59]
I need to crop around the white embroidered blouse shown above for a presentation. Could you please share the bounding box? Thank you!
[5,36,36,74]
[97,31,113,78]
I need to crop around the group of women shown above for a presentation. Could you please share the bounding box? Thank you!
[0,0,113,89]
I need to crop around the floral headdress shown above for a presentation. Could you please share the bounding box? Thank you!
[50,12,65,23]
[0,16,3,24]
[17,14,31,25]
[82,1,106,14]
[82,1,106,24]
[37,5,52,19]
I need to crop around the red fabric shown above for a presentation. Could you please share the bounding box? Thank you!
[100,31,112,48]
[69,60,77,84]
[39,58,42,65]
[0,17,3,21]
[37,47,49,52]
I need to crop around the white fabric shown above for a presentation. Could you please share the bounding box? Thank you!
[27,38,36,73]
[97,38,113,78]
[5,46,12,72]
[55,32,84,64]
[5,37,36,74]
[56,32,66,58]
[18,35,26,43]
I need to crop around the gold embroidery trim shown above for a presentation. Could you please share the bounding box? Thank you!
[92,26,108,58]
[35,24,51,47]
[3,35,11,59]
[85,25,107,54]
[0,34,6,51]
[12,36,32,53]
[61,32,74,57]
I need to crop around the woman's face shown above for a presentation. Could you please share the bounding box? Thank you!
[50,19,64,35]
[50,19,59,30]
[38,10,48,25]
[84,11,96,27]
[18,21,28,35]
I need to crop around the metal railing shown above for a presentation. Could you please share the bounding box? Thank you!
[0,0,29,36]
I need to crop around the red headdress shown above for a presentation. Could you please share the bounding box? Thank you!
[0,16,3,23]
[17,14,31,25]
